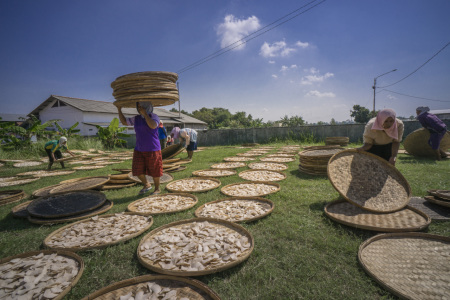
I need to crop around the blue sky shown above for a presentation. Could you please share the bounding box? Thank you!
[1,0,449,123]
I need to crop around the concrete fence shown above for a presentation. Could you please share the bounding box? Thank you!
[122,120,450,148]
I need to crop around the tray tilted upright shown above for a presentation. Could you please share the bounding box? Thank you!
[327,149,411,213]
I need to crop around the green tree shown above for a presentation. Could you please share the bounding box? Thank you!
[330,118,337,125]
[95,118,130,148]
[55,122,81,137]
[280,115,305,127]
[350,105,374,123]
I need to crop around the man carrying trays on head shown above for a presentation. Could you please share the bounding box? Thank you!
[44,137,76,170]
[117,101,163,195]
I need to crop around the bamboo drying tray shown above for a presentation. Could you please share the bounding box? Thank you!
[358,232,450,300]
[28,200,113,225]
[192,169,237,177]
[165,178,221,193]
[248,162,288,171]
[12,161,43,167]
[112,168,132,174]
[167,165,187,173]
[194,197,274,223]
[327,149,411,213]
[162,158,181,164]
[72,165,105,170]
[324,199,431,232]
[210,162,246,169]
[137,218,254,276]
[161,144,184,159]
[0,190,27,206]
[96,182,137,190]
[223,156,256,162]
[424,195,450,208]
[0,249,84,300]
[17,170,76,177]
[259,157,295,162]
[80,274,221,300]
[109,173,131,180]
[238,169,286,182]
[27,190,107,219]
[325,136,349,146]
[11,200,33,218]
[43,213,153,251]
[435,190,450,201]
[0,177,40,188]
[50,176,110,194]
[127,193,198,215]
[221,181,280,197]
[127,172,173,184]
[403,128,450,157]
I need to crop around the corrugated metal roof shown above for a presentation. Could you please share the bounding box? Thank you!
[28,95,207,125]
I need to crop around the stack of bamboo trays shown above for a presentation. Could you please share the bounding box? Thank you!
[111,71,179,108]
[298,147,344,175]
[325,136,349,146]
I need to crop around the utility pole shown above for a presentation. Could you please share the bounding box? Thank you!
[372,69,397,112]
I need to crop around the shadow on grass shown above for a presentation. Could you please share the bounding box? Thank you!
[289,169,327,180]
[397,155,437,164]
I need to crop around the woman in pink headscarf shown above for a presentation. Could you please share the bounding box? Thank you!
[358,108,404,165]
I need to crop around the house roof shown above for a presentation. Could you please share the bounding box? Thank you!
[28,95,207,125]
[430,109,450,114]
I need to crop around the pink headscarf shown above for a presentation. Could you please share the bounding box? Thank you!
[171,127,180,139]
[371,108,398,140]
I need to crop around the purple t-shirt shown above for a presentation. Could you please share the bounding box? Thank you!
[127,114,161,152]
[417,112,447,134]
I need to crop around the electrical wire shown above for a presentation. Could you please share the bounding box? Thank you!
[176,0,326,74]
[378,41,450,88]
[380,89,450,103]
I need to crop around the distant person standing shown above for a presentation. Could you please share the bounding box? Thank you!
[117,102,163,195]
[44,137,75,170]
[158,121,168,149]
[416,106,448,160]
[170,126,181,145]
[358,108,404,166]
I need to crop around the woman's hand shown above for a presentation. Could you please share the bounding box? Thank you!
[137,104,147,116]
[388,156,396,166]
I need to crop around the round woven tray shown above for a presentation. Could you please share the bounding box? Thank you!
[112,168,132,174]
[27,190,107,219]
[192,169,237,177]
[0,190,26,206]
[167,166,187,173]
[324,199,431,232]
[0,249,84,300]
[248,162,288,171]
[424,195,450,208]
[0,177,40,188]
[96,182,137,190]
[80,274,220,300]
[358,232,450,299]
[43,213,153,251]
[162,158,181,164]
[28,200,113,225]
[162,144,184,160]
[49,176,110,194]
[210,162,246,169]
[127,172,173,184]
[11,200,33,218]
[16,170,76,177]
[238,169,286,182]
[223,156,256,162]
[72,165,105,170]
[221,181,281,197]
[127,193,198,215]
[12,161,43,167]
[166,178,221,193]
[194,197,274,223]
[403,128,450,157]
[327,149,411,213]
[435,190,450,201]
[259,157,295,162]
[137,218,254,276]
[109,173,131,180]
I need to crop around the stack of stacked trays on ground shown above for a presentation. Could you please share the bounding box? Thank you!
[325,136,349,146]
[298,147,344,175]
[425,189,450,208]
[127,193,198,215]
[44,213,153,251]
[195,198,274,222]
[137,219,253,275]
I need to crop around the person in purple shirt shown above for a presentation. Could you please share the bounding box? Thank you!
[117,102,163,194]
[416,106,448,160]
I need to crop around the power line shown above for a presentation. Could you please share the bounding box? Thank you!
[380,89,450,103]
[378,41,450,88]
[176,0,326,74]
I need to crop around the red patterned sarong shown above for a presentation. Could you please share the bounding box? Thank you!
[132,150,163,177]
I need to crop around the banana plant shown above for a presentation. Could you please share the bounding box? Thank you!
[95,118,130,148]
[55,121,81,137]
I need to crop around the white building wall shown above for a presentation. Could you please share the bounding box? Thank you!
[39,102,83,132]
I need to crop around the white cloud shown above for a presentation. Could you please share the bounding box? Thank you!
[296,41,309,48]
[305,90,336,98]
[280,65,289,72]
[387,94,397,100]
[301,72,334,85]
[272,74,278,78]
[268,60,275,64]
[260,41,295,57]
[216,15,261,50]
[290,64,298,69]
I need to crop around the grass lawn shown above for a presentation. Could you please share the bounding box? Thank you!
[0,143,449,299]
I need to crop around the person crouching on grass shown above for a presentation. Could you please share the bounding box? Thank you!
[117,101,162,195]
[179,128,198,160]
[44,137,76,170]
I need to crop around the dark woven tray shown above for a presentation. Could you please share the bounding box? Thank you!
[0,190,27,206]
[50,176,110,194]
[162,144,184,159]
[27,190,107,219]
[11,200,33,218]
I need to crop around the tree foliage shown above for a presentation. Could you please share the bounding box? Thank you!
[55,122,80,137]
[280,115,305,127]
[95,118,130,148]
[350,105,377,123]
